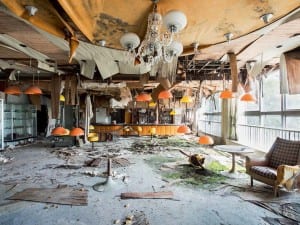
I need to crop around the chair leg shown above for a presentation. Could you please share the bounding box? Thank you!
[274,186,279,197]
[250,176,253,187]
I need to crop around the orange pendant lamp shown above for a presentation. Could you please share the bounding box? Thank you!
[70,127,84,136]
[4,85,22,95]
[24,85,42,95]
[136,92,152,102]
[51,126,69,136]
[177,125,191,134]
[158,90,173,99]
[240,93,255,102]
[198,135,214,145]
[220,89,233,99]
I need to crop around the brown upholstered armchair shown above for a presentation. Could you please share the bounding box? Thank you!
[246,137,300,196]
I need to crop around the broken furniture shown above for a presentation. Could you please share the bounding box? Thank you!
[179,149,205,169]
[246,137,300,196]
[214,145,253,177]
[93,157,114,192]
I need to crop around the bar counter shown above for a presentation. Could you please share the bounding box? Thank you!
[93,124,180,136]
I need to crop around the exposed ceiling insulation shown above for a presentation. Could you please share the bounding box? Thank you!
[0,0,299,97]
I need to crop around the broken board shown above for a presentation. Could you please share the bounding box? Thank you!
[7,187,88,206]
[120,191,173,200]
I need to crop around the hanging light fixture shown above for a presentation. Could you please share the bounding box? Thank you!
[169,109,176,115]
[4,85,22,95]
[120,0,187,65]
[240,93,256,102]
[158,90,173,99]
[69,127,84,136]
[219,72,233,99]
[136,92,152,102]
[148,101,157,107]
[180,95,192,103]
[51,126,69,136]
[59,94,65,102]
[24,70,42,95]
[220,89,233,99]
[177,125,190,134]
[198,135,214,145]
[24,85,42,95]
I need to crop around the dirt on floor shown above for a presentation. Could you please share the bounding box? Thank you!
[0,135,299,225]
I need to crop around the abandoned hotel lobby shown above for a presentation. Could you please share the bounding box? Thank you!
[0,1,300,225]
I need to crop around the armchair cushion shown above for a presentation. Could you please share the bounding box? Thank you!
[250,166,277,180]
[268,138,300,169]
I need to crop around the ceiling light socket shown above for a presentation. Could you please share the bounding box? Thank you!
[25,5,38,16]
[260,13,273,24]
[98,40,106,47]
[224,32,233,43]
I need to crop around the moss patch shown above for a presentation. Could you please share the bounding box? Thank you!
[146,155,228,188]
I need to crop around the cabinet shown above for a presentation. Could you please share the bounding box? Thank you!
[0,100,3,150]
[3,104,37,144]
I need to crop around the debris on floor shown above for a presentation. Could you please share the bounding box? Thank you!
[0,154,12,164]
[7,186,88,206]
[120,191,174,200]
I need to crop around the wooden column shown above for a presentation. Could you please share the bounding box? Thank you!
[228,52,238,92]
[221,98,230,143]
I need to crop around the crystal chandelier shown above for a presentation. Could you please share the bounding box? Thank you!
[120,0,187,65]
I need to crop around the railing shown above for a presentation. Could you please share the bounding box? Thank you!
[198,120,222,137]
[236,124,300,151]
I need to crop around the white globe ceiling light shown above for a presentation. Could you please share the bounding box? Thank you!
[119,1,187,66]
[120,32,140,51]
[164,40,183,62]
[163,10,187,33]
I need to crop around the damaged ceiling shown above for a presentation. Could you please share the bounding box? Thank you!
[0,0,299,99]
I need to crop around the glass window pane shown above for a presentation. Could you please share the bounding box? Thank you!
[262,71,281,111]
[286,94,300,109]
[246,116,260,126]
[286,116,300,131]
[263,115,281,128]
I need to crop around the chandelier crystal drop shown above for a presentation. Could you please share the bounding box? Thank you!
[120,1,186,66]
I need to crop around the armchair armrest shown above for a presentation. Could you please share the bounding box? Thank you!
[245,156,268,171]
[276,165,300,191]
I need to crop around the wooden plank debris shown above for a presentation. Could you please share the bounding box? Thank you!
[7,187,88,206]
[120,191,173,200]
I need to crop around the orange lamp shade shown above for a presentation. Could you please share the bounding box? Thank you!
[198,135,214,145]
[177,125,191,134]
[240,93,255,102]
[158,90,173,99]
[24,85,42,95]
[4,85,22,95]
[220,89,233,99]
[51,126,69,136]
[69,127,84,136]
[136,93,152,102]
[180,95,192,103]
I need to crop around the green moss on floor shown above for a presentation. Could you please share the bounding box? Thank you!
[146,155,228,188]
[206,160,229,172]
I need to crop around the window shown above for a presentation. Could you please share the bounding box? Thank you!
[262,72,281,111]
[286,94,300,109]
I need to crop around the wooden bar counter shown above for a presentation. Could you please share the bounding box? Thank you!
[93,124,180,136]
